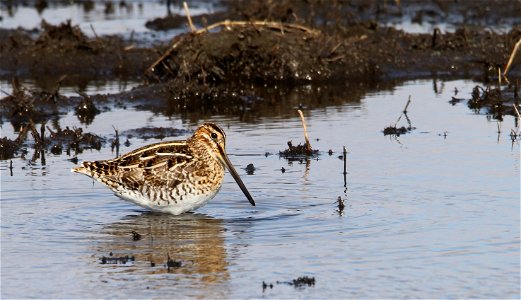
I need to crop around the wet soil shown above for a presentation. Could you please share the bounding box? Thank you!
[0,20,161,80]
[1,0,520,159]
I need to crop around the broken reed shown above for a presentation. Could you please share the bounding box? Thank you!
[182,1,318,35]
[503,37,521,82]
[297,109,313,154]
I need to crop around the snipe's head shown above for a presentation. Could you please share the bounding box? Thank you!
[190,123,255,206]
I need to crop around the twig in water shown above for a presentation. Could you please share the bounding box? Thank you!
[395,96,412,126]
[503,38,521,82]
[40,123,45,146]
[513,104,521,121]
[384,96,414,136]
[90,24,99,40]
[112,125,120,157]
[183,2,196,32]
[513,104,520,133]
[342,146,347,187]
[297,109,313,154]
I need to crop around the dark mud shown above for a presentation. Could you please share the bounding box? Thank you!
[0,20,161,80]
[1,0,520,160]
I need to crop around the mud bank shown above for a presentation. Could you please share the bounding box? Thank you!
[0,20,162,81]
[1,0,520,160]
[2,17,519,84]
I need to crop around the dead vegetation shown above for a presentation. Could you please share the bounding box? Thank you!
[0,121,104,161]
[144,20,344,85]
[383,96,415,136]
[467,81,520,120]
[279,110,319,158]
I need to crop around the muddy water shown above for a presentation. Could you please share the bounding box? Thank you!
[1,79,519,298]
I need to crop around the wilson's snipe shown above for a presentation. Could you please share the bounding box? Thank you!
[72,122,255,215]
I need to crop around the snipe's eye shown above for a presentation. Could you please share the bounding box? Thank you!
[211,132,218,139]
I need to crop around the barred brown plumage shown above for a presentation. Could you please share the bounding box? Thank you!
[72,122,255,214]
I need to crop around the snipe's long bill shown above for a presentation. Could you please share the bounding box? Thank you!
[72,122,255,215]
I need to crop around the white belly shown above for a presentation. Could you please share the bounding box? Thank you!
[115,187,221,215]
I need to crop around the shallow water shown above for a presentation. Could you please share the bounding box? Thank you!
[1,79,519,298]
[0,0,218,43]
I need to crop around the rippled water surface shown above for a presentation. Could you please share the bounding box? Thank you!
[1,79,519,298]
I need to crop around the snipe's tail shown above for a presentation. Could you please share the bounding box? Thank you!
[71,162,91,176]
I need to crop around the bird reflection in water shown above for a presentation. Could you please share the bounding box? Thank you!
[96,212,229,290]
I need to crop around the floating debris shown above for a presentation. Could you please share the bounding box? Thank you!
[383,126,409,136]
[245,163,255,175]
[263,275,315,292]
[262,281,274,292]
[279,141,319,158]
[100,254,135,265]
[291,276,315,288]
[270,276,316,289]
[337,196,345,214]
